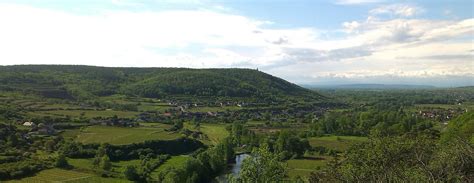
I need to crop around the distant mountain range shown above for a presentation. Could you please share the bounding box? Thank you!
[304,84,437,89]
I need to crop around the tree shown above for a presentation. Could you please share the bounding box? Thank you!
[234,145,286,182]
[55,154,70,168]
[275,131,311,160]
[124,165,139,181]
[100,155,112,171]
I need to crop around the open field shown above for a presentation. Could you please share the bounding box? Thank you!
[309,136,368,152]
[286,156,332,178]
[185,123,229,145]
[68,158,94,170]
[74,125,182,145]
[198,123,229,144]
[5,168,129,183]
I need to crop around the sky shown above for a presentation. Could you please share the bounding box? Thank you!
[0,0,472,87]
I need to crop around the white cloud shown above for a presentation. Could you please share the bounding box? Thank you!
[370,4,424,17]
[335,0,384,5]
[0,3,472,86]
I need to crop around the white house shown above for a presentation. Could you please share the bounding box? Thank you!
[23,121,35,126]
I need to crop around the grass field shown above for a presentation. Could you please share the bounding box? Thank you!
[309,136,368,152]
[286,156,331,178]
[5,168,129,183]
[68,158,94,170]
[151,155,190,179]
[185,123,229,145]
[74,125,182,145]
[199,123,229,144]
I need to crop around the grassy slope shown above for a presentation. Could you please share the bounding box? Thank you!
[184,123,229,145]
[151,155,190,179]
[286,155,332,178]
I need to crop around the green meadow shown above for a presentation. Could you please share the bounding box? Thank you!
[185,123,229,145]
[74,125,182,145]
[151,155,190,179]
[286,155,332,178]
[308,135,368,152]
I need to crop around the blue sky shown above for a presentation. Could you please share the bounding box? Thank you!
[0,0,472,86]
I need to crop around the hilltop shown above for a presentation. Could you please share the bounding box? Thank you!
[0,65,321,101]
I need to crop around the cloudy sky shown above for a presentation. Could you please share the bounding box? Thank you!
[0,0,472,87]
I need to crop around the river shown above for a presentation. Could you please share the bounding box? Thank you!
[214,153,250,183]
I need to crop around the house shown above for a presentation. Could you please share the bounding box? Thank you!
[207,111,217,117]
[23,121,35,127]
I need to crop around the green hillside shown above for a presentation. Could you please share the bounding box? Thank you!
[0,65,321,101]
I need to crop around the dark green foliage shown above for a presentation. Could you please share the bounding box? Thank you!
[123,155,171,182]
[309,131,474,182]
[106,138,204,161]
[59,141,96,159]
[0,124,52,180]
[124,165,139,181]
[55,154,70,168]
[274,131,311,160]
[100,155,112,171]
[0,65,320,101]
[156,137,235,183]
[310,108,432,136]
[0,160,45,180]
[232,145,287,183]
[0,105,20,121]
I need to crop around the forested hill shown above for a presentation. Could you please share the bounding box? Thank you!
[0,65,321,100]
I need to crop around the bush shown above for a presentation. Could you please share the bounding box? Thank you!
[55,154,70,168]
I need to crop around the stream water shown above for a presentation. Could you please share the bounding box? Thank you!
[214,153,250,183]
